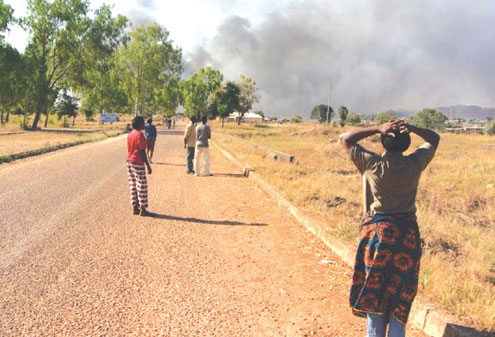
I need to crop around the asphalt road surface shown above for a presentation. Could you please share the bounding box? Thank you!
[0,127,425,336]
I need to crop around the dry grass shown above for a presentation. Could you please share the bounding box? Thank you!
[0,114,137,132]
[212,121,495,331]
[0,131,121,156]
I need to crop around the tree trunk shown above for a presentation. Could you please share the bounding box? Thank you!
[44,110,49,128]
[31,107,42,130]
[237,113,243,125]
[6,110,9,123]
[72,115,76,127]
[1,111,4,124]
[222,118,225,128]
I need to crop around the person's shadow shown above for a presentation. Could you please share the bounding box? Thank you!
[144,213,267,226]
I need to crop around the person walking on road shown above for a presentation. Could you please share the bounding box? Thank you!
[144,118,157,163]
[194,116,212,177]
[340,119,440,337]
[184,116,197,174]
[127,116,153,216]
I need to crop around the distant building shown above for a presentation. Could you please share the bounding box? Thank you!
[228,112,264,123]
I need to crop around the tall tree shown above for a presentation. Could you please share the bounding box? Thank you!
[183,66,223,118]
[236,75,259,125]
[70,6,129,116]
[0,44,23,124]
[213,81,240,127]
[151,78,183,118]
[24,0,127,130]
[310,104,333,123]
[338,106,349,127]
[0,0,13,40]
[117,23,182,117]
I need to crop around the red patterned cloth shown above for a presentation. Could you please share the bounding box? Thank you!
[350,213,421,325]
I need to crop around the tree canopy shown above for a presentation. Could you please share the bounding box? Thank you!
[374,111,396,125]
[0,2,262,129]
[411,108,448,129]
[338,106,348,127]
[183,66,223,118]
[310,104,333,123]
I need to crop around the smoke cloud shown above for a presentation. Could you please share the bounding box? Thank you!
[183,0,495,117]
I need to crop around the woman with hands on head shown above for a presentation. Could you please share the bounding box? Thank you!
[340,119,439,337]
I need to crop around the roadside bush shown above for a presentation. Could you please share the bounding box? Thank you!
[291,115,303,123]
[485,121,495,135]
[0,154,12,163]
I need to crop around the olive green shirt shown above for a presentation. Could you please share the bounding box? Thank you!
[184,122,196,148]
[350,142,436,215]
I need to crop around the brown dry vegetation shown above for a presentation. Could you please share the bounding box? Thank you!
[0,130,122,156]
[213,121,495,331]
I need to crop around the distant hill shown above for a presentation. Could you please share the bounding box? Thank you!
[436,105,495,119]
[385,105,495,120]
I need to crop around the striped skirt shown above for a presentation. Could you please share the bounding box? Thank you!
[350,213,422,325]
[126,162,148,210]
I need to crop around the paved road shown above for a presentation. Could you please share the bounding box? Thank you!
[0,128,425,336]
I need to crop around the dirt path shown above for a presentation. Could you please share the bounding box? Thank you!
[0,127,425,336]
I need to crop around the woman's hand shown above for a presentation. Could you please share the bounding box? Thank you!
[378,119,403,136]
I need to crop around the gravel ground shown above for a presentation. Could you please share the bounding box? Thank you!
[0,127,426,336]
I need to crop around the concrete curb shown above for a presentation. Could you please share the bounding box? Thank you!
[0,132,124,164]
[0,131,27,136]
[212,140,487,337]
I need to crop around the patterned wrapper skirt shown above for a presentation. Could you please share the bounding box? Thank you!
[350,213,422,325]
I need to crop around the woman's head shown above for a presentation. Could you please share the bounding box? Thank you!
[381,130,411,153]
[146,118,152,125]
[132,116,145,130]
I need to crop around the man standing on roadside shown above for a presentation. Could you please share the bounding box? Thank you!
[127,116,152,216]
[194,116,212,177]
[340,119,440,337]
[144,118,157,163]
[184,116,197,174]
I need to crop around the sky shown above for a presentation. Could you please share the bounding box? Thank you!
[4,0,495,117]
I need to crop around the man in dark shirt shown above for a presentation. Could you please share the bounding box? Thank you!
[144,119,157,163]
[194,116,212,176]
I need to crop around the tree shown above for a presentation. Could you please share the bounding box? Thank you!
[338,106,349,127]
[183,66,223,118]
[0,43,23,124]
[310,104,333,123]
[24,0,134,130]
[485,121,495,136]
[346,113,362,125]
[374,111,396,125]
[291,115,303,123]
[411,108,448,129]
[71,7,129,116]
[152,79,183,119]
[236,75,259,125]
[213,81,240,127]
[255,110,264,118]
[0,0,13,40]
[118,23,182,117]
[56,91,78,126]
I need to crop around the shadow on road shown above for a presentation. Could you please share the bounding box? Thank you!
[154,162,186,167]
[157,130,183,135]
[212,173,247,178]
[147,213,268,226]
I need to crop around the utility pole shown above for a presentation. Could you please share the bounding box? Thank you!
[326,83,332,126]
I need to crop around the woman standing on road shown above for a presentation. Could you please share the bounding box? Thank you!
[340,119,440,337]
[127,116,152,216]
